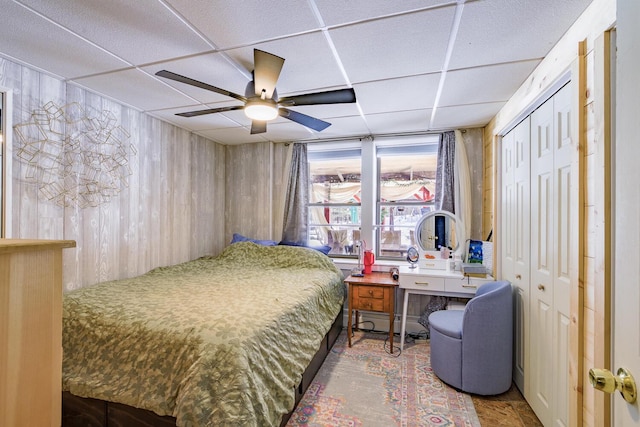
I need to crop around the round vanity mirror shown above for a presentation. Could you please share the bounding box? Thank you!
[406,246,419,268]
[414,210,462,252]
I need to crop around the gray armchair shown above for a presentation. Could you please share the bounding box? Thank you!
[428,280,513,395]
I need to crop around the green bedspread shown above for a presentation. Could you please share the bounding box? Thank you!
[62,242,345,427]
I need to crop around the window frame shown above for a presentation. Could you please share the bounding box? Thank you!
[307,135,439,260]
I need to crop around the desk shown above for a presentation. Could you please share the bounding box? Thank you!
[344,272,398,353]
[398,266,494,351]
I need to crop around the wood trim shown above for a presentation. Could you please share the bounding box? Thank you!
[0,239,76,253]
[593,31,612,426]
[569,40,587,427]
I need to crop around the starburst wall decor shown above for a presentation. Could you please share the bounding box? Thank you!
[14,101,136,208]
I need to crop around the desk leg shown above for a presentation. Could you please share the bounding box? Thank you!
[389,290,395,354]
[400,289,409,351]
[347,284,353,347]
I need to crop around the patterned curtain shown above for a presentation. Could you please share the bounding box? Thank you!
[435,131,456,213]
[282,143,309,243]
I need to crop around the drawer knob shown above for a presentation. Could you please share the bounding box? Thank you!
[538,284,545,291]
[368,290,373,295]
[515,274,522,280]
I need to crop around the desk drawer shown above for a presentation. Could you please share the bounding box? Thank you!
[398,275,445,291]
[445,277,484,295]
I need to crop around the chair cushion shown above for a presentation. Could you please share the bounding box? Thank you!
[428,310,464,339]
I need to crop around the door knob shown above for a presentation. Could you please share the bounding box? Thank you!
[589,367,637,403]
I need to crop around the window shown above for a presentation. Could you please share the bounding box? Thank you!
[376,142,438,259]
[308,136,439,260]
[308,144,361,256]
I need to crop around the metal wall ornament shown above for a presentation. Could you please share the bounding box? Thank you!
[14,101,136,208]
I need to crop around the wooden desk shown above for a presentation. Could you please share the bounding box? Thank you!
[344,272,398,353]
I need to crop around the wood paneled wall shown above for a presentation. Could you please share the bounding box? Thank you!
[0,57,226,290]
[483,0,615,425]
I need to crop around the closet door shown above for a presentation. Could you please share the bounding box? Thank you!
[530,95,555,426]
[529,83,572,427]
[512,118,531,393]
[500,117,531,393]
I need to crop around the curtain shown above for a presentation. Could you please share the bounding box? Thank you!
[282,143,309,243]
[435,131,455,213]
[454,130,472,248]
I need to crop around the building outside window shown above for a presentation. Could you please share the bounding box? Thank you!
[308,136,438,260]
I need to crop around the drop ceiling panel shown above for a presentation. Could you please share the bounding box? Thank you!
[1,1,129,79]
[314,0,451,26]
[439,60,540,107]
[449,0,592,69]
[166,0,320,49]
[16,0,213,66]
[148,106,241,132]
[355,74,441,115]
[328,7,456,83]
[224,33,349,95]
[365,110,431,134]
[309,116,371,139]
[430,102,507,130]
[257,121,319,143]
[141,53,251,104]
[286,103,361,120]
[197,127,269,145]
[73,69,196,111]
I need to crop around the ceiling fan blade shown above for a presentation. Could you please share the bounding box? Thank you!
[176,105,244,117]
[279,88,356,106]
[156,70,247,103]
[279,108,331,132]
[253,49,285,99]
[250,120,267,134]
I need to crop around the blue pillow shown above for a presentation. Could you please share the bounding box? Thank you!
[279,240,332,255]
[231,233,278,246]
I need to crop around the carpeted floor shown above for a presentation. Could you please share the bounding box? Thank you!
[286,330,481,427]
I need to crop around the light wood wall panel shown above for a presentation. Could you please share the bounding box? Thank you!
[0,56,226,290]
[483,0,615,425]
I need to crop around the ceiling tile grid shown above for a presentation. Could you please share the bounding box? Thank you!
[1,0,593,144]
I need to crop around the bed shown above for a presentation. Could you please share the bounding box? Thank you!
[61,241,345,427]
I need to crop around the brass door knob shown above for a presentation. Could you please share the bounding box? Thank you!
[589,367,637,403]
[538,284,545,291]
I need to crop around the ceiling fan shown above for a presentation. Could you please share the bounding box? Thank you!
[156,49,357,135]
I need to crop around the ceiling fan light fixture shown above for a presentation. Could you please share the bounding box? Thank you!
[244,99,278,121]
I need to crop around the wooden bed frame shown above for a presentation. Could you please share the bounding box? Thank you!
[62,313,343,427]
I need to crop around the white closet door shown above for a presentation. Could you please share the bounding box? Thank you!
[501,117,531,392]
[529,83,572,427]
[513,118,531,392]
[529,94,555,426]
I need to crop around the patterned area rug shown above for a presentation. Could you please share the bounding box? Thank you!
[286,330,480,427]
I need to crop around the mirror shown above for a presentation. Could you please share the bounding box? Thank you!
[406,246,419,268]
[414,210,462,252]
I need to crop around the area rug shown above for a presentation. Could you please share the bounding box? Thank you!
[286,330,480,427]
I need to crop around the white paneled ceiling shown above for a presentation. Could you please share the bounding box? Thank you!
[1,0,593,145]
